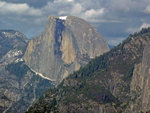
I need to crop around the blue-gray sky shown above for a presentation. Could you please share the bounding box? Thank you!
[0,0,150,46]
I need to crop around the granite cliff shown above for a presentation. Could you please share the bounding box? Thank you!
[129,42,150,113]
[0,16,110,113]
[26,28,150,113]
[24,16,109,83]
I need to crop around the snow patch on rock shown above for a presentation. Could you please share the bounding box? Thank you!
[7,50,23,58]
[59,16,67,20]
[30,68,56,82]
[15,58,24,63]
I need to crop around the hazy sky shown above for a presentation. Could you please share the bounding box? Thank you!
[0,0,150,46]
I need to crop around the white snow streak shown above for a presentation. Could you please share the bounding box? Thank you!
[59,16,67,20]
[30,68,56,82]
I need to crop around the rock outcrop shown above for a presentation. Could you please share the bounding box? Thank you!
[24,16,109,83]
[129,43,150,112]
[26,28,150,113]
[0,30,53,113]
[141,44,150,111]
[0,30,28,59]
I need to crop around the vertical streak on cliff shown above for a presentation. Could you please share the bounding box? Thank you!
[24,16,109,83]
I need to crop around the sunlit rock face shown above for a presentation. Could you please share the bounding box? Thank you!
[24,16,109,83]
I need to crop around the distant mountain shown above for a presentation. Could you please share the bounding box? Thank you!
[0,30,28,59]
[26,28,150,113]
[0,30,53,113]
[0,16,110,113]
[24,16,109,83]
[108,45,114,49]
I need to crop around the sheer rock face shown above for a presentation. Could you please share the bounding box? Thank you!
[141,44,150,111]
[25,28,150,113]
[24,16,109,82]
[130,43,150,112]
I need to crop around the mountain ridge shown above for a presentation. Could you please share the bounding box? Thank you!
[26,27,150,113]
[24,15,109,83]
[0,16,110,113]
[0,30,54,113]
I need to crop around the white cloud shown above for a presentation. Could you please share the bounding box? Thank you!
[126,27,138,33]
[71,3,82,15]
[110,0,131,12]
[54,0,74,3]
[144,5,150,14]
[84,8,105,18]
[1,0,150,42]
[58,3,83,16]
[0,1,42,16]
[42,1,107,23]
[126,23,150,34]
[139,23,150,30]
[108,37,125,46]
